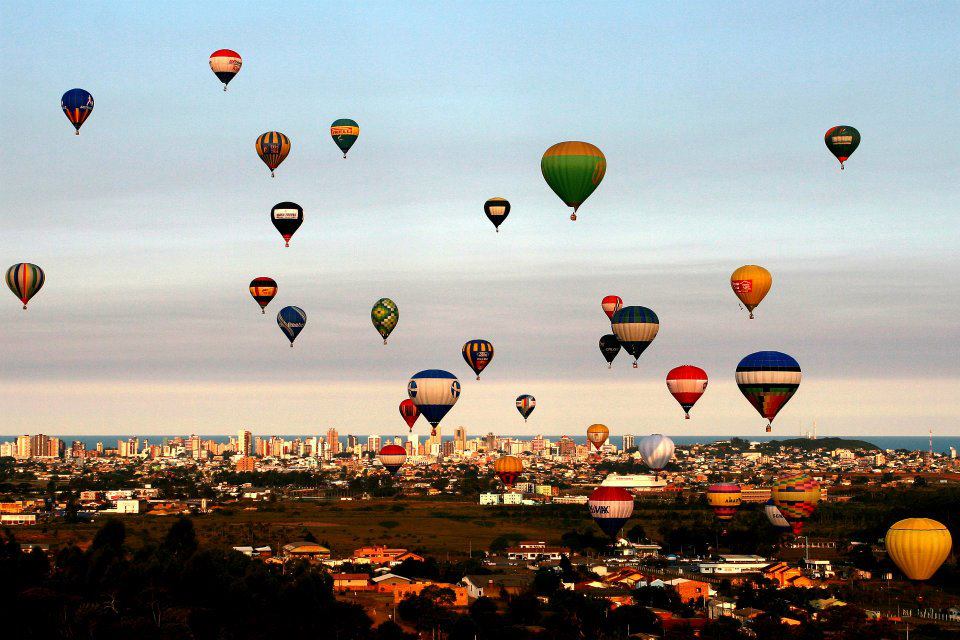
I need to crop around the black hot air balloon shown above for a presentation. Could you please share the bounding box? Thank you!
[271,202,303,247]
[599,334,621,369]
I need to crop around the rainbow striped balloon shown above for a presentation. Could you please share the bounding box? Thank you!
[6,263,45,310]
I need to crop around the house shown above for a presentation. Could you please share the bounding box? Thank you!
[352,545,423,566]
[232,545,272,558]
[697,554,770,575]
[505,540,567,561]
[393,581,469,606]
[0,514,37,526]
[763,562,814,588]
[663,578,713,603]
[283,541,331,560]
[372,573,413,592]
[333,573,372,592]
[461,574,529,599]
[707,597,737,619]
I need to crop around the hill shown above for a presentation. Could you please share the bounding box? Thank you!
[759,437,880,452]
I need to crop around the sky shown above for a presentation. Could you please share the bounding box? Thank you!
[1,2,958,437]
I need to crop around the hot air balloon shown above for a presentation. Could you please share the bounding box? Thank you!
[271,202,303,247]
[462,340,494,380]
[611,306,659,368]
[764,501,792,530]
[824,125,860,169]
[886,518,952,581]
[586,424,609,452]
[399,399,420,432]
[589,486,634,538]
[637,435,674,476]
[256,131,291,177]
[541,141,606,221]
[6,263,45,310]
[707,483,742,521]
[515,395,536,422]
[483,198,510,232]
[209,49,242,90]
[666,365,708,419]
[277,306,306,347]
[771,472,820,535]
[736,351,801,433]
[601,295,622,320]
[407,370,460,436]
[494,455,523,487]
[378,444,407,475]
[730,265,772,319]
[249,277,277,314]
[599,334,621,369]
[330,118,359,158]
[371,298,399,344]
[61,89,94,135]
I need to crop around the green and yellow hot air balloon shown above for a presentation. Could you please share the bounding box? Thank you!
[371,297,399,344]
[541,141,606,221]
[331,118,360,158]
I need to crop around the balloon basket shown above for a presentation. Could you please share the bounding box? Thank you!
[632,362,638,369]
[261,309,265,315]
[383,339,388,345]
[570,212,577,221]
[75,130,79,136]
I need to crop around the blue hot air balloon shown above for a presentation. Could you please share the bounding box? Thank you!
[61,89,94,135]
[277,306,306,347]
[407,370,460,435]
[735,351,801,432]
[610,306,659,368]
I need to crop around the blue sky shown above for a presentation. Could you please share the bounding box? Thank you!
[1,2,958,436]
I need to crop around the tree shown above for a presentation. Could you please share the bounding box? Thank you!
[162,516,198,559]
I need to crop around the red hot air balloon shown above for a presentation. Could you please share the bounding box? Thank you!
[588,486,634,539]
[399,399,420,432]
[378,444,407,475]
[707,483,742,521]
[666,365,708,419]
[601,295,622,320]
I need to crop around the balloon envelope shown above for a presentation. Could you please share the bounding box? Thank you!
[256,131,291,176]
[666,365,708,418]
[764,501,792,530]
[730,265,772,319]
[61,89,94,134]
[399,399,420,432]
[484,198,510,231]
[271,202,303,247]
[209,49,242,88]
[707,483,742,521]
[462,340,494,379]
[736,351,801,431]
[586,424,609,451]
[541,141,606,220]
[515,395,536,421]
[771,472,820,535]
[249,277,277,313]
[276,306,306,346]
[371,298,399,343]
[331,118,359,157]
[611,306,659,366]
[599,334,621,367]
[885,518,952,581]
[407,370,460,435]
[378,445,407,475]
[6,263,45,309]
[824,125,860,168]
[494,455,523,487]
[589,486,634,538]
[637,434,674,472]
[601,295,622,320]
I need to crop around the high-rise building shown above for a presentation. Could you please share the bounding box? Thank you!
[531,435,545,454]
[367,435,382,454]
[622,434,635,451]
[16,435,31,459]
[71,441,86,458]
[558,436,576,457]
[237,429,253,457]
[327,428,340,455]
[442,440,455,457]
[485,432,497,452]
[454,427,467,452]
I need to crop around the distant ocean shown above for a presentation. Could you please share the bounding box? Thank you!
[22,434,960,454]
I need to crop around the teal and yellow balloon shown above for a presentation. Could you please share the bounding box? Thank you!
[371,298,399,344]
[331,119,359,158]
[541,141,606,221]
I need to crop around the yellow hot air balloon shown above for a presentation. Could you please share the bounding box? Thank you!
[886,518,952,581]
[730,265,772,319]
[586,424,609,452]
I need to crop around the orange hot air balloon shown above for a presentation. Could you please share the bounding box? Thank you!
[886,518,952,581]
[730,265,772,319]
[586,424,609,452]
[494,455,523,487]
[601,295,622,320]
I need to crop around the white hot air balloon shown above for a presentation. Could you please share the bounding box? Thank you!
[764,501,791,530]
[637,434,674,476]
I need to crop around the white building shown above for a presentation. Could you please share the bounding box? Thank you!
[697,555,770,575]
[601,474,667,491]
[479,493,501,505]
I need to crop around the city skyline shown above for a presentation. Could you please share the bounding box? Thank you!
[2,3,958,436]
